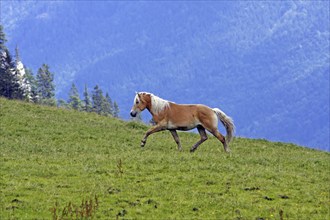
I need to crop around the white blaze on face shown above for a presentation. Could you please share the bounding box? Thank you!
[131,93,142,116]
[133,94,140,105]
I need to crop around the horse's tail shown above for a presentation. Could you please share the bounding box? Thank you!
[213,108,235,144]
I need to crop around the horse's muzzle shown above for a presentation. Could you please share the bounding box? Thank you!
[130,111,137,117]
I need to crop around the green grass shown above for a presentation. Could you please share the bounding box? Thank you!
[1,98,329,219]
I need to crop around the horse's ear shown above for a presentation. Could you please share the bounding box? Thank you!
[136,91,141,98]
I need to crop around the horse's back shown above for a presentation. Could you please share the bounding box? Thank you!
[167,103,216,128]
[169,103,212,114]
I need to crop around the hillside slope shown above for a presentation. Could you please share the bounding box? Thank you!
[2,1,329,151]
[0,98,329,219]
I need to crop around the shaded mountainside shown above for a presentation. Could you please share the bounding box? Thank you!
[0,98,329,219]
[1,1,329,151]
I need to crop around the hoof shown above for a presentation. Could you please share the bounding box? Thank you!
[190,148,195,153]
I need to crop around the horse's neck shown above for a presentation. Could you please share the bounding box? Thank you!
[151,97,169,114]
[149,107,165,123]
[143,95,152,113]
[146,102,153,115]
[148,96,171,122]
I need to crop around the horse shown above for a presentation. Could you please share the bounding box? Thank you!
[130,92,235,153]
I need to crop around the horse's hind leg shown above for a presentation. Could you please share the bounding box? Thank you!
[210,129,230,153]
[170,130,182,151]
[190,126,208,153]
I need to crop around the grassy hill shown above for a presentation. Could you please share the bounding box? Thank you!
[0,98,329,219]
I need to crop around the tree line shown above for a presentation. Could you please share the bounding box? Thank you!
[58,83,119,117]
[0,25,119,118]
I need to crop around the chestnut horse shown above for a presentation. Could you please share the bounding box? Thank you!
[130,92,235,153]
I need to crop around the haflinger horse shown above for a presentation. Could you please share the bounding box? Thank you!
[130,92,235,153]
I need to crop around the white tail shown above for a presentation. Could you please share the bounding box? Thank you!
[213,108,235,144]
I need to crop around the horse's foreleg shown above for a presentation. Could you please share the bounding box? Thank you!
[190,126,208,152]
[170,130,182,151]
[141,125,166,147]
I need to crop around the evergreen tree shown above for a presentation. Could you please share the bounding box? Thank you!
[15,46,21,63]
[0,27,29,100]
[104,92,113,116]
[0,26,12,98]
[113,101,120,118]
[0,25,8,74]
[0,49,13,98]
[58,99,69,109]
[92,85,104,115]
[83,84,92,112]
[14,46,30,100]
[68,83,82,111]
[0,25,7,51]
[0,48,22,99]
[36,64,56,106]
[99,95,108,116]
[25,68,38,103]
[0,26,21,99]
[137,112,143,122]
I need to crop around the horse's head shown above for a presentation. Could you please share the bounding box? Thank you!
[130,92,150,117]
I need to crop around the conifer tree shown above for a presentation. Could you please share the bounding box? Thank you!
[83,84,92,112]
[99,95,109,116]
[0,48,22,99]
[0,49,13,98]
[0,25,7,51]
[36,64,56,106]
[0,27,30,100]
[57,99,68,109]
[113,101,120,118]
[68,83,82,111]
[92,85,104,115]
[0,26,23,99]
[136,112,143,122]
[104,92,113,116]
[14,46,30,100]
[25,68,38,103]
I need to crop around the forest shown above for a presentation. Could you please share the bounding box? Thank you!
[0,25,119,118]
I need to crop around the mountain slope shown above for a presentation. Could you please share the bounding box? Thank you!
[0,98,329,219]
[1,1,329,151]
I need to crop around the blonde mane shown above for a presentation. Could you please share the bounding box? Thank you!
[150,93,170,114]
[135,92,170,114]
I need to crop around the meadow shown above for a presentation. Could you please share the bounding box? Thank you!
[0,98,329,219]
